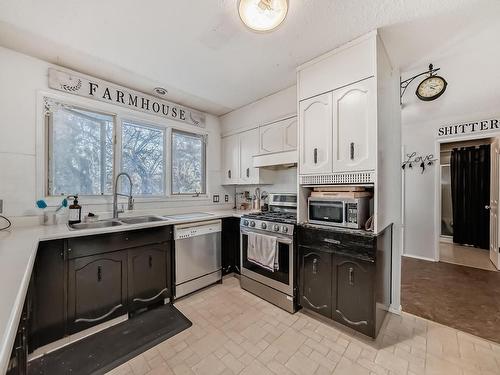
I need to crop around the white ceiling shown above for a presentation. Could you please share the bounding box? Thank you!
[0,0,486,116]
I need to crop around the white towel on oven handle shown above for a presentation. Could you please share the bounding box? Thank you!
[247,232,279,272]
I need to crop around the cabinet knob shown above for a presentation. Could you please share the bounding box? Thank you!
[312,258,318,274]
[350,142,355,160]
[313,148,318,164]
[246,168,250,178]
[228,170,231,179]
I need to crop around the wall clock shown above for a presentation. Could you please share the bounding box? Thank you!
[415,75,448,101]
[400,63,448,104]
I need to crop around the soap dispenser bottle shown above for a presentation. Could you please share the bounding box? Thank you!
[68,195,82,225]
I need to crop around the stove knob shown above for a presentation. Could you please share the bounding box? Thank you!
[250,221,256,227]
[243,220,249,226]
[261,222,267,229]
[273,224,280,232]
[282,226,288,233]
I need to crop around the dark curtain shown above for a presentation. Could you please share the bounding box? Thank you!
[451,145,490,249]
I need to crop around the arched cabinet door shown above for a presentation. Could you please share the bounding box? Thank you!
[332,255,374,336]
[299,246,332,318]
[332,77,376,172]
[68,252,127,333]
[299,92,333,175]
[128,243,169,312]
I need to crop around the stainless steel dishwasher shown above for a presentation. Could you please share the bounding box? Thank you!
[174,220,222,298]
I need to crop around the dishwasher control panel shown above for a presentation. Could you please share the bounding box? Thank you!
[174,220,222,240]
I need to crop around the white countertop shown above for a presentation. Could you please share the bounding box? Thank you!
[0,209,248,374]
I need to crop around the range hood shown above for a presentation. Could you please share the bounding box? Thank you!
[253,150,297,168]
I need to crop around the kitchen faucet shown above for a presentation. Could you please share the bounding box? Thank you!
[113,172,134,218]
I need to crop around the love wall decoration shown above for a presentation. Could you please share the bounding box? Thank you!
[402,152,437,174]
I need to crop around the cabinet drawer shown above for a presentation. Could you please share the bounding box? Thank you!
[67,226,172,259]
[298,226,375,255]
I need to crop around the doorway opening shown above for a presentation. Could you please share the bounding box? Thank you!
[439,138,498,271]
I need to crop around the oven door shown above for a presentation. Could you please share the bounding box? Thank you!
[240,228,293,296]
[308,199,345,226]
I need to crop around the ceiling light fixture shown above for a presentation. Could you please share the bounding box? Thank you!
[238,0,288,32]
[154,87,168,96]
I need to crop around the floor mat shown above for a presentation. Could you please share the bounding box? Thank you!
[402,256,500,344]
[28,304,192,375]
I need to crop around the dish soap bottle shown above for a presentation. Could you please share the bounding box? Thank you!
[68,195,82,225]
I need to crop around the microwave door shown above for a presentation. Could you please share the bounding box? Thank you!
[309,201,344,225]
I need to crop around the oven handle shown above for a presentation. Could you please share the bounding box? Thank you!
[240,229,293,244]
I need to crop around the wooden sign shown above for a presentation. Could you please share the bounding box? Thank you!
[48,68,206,128]
[438,118,499,137]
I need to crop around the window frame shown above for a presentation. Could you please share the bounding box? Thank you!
[170,128,207,196]
[120,118,167,197]
[46,103,117,197]
[41,93,209,201]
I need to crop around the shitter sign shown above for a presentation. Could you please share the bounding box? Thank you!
[438,118,500,137]
[48,68,206,128]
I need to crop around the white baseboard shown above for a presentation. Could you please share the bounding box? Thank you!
[389,304,402,315]
[402,253,437,262]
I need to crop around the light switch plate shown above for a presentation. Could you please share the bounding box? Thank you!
[213,194,220,203]
[225,195,229,202]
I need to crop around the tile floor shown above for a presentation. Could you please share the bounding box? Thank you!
[440,242,497,271]
[107,277,500,375]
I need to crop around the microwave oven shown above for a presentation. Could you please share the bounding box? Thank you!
[307,196,370,229]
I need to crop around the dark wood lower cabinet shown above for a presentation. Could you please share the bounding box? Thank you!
[128,243,170,312]
[30,240,66,350]
[24,226,173,357]
[332,254,374,337]
[222,217,241,275]
[67,251,128,333]
[299,247,332,318]
[298,224,392,338]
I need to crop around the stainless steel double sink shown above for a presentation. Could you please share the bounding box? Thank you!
[67,215,168,230]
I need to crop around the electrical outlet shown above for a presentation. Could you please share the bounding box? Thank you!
[0,199,3,214]
[213,194,219,203]
[225,195,229,202]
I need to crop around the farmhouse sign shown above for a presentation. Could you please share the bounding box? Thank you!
[48,68,206,128]
[438,118,499,137]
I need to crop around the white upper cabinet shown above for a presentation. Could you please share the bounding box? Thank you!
[297,36,375,101]
[222,128,270,185]
[333,78,376,172]
[299,92,333,175]
[222,134,239,185]
[259,116,297,155]
[239,128,260,184]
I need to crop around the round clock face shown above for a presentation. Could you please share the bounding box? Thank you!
[416,76,447,101]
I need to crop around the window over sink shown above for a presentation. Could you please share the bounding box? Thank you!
[122,121,165,196]
[171,130,206,195]
[45,99,207,198]
[48,107,114,196]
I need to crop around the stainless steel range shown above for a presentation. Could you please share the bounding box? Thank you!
[240,193,297,313]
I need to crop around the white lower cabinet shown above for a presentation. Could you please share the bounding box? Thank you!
[333,78,376,172]
[299,92,333,175]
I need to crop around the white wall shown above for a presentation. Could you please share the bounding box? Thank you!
[401,19,500,260]
[0,46,232,217]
